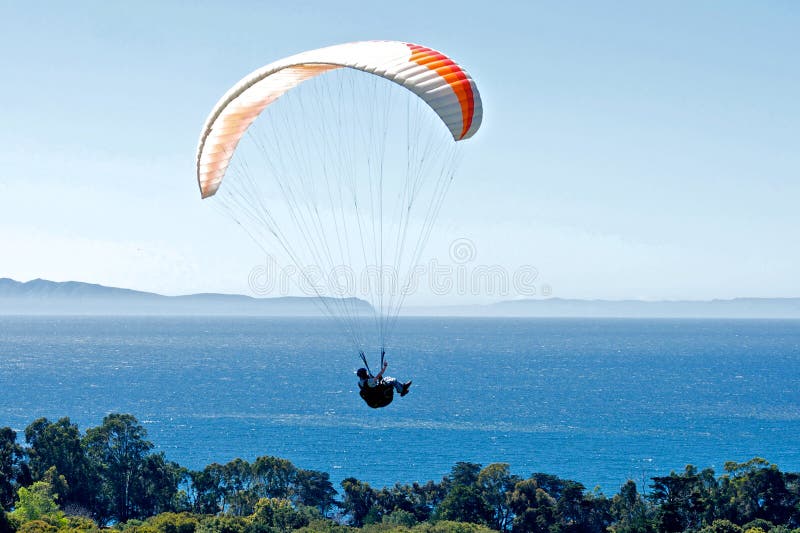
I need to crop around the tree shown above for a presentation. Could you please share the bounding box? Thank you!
[83,414,154,523]
[220,459,255,516]
[15,520,59,533]
[340,478,376,527]
[436,484,493,526]
[10,479,67,528]
[292,469,337,517]
[0,508,14,533]
[723,459,795,526]
[529,473,568,501]
[650,466,706,532]
[447,463,482,488]
[371,482,436,524]
[552,482,612,533]
[742,518,775,532]
[24,417,95,512]
[188,464,228,515]
[292,519,355,533]
[410,521,497,532]
[64,514,101,532]
[434,462,492,526]
[699,519,743,533]
[785,470,800,528]
[129,454,185,518]
[509,478,557,533]
[477,463,519,532]
[145,512,199,533]
[247,498,318,533]
[414,480,447,519]
[693,467,722,526]
[381,508,417,527]
[609,480,654,533]
[251,457,295,500]
[195,514,247,533]
[0,427,27,510]
[507,474,610,533]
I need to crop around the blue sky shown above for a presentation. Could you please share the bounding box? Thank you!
[1,1,798,302]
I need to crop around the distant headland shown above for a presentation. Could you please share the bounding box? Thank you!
[0,278,369,316]
[2,278,800,318]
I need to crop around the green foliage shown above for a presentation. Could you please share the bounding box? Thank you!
[772,528,800,533]
[145,512,199,533]
[76,414,184,525]
[11,480,66,528]
[508,479,557,533]
[433,463,493,527]
[247,498,319,533]
[0,509,16,533]
[434,485,491,526]
[476,463,518,533]
[742,519,775,532]
[5,514,21,533]
[25,418,94,512]
[724,460,794,526]
[220,459,256,517]
[0,427,27,510]
[130,455,188,519]
[381,510,417,527]
[409,520,496,532]
[189,463,227,515]
[116,523,158,533]
[195,515,247,533]
[15,521,58,533]
[83,413,156,524]
[357,523,407,533]
[64,515,100,532]
[650,466,707,532]
[699,519,744,533]
[38,469,68,509]
[292,518,355,533]
[340,478,377,527]
[362,506,382,526]
[252,458,295,501]
[445,464,481,489]
[8,414,800,533]
[292,469,337,517]
[187,459,336,520]
[372,483,436,525]
[116,518,146,529]
[609,480,654,533]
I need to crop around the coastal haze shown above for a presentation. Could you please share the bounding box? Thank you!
[3,278,800,318]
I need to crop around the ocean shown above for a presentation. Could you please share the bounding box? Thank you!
[2,316,799,493]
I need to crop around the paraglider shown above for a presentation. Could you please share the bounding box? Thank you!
[356,351,411,409]
[196,41,483,407]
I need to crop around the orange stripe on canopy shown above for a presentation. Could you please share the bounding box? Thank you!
[407,43,475,140]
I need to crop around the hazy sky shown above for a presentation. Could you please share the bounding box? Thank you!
[1,1,798,303]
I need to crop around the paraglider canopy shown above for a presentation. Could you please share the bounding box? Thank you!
[195,40,483,355]
[197,40,482,199]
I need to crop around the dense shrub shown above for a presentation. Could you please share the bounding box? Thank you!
[16,521,58,533]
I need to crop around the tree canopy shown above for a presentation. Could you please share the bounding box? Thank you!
[2,416,800,533]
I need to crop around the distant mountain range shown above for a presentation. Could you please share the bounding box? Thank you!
[2,278,800,318]
[0,278,371,316]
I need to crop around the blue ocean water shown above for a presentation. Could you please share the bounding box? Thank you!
[1,316,799,493]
